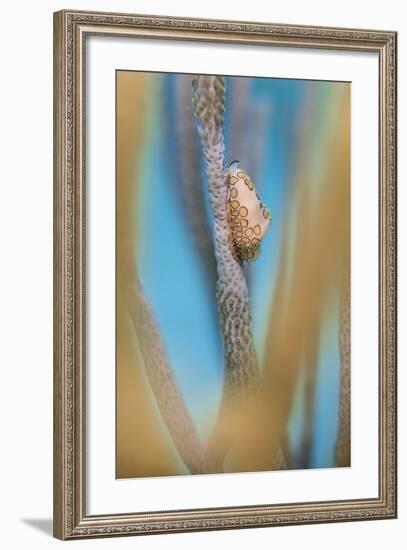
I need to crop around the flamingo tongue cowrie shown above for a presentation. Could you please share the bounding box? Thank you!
[226,160,271,262]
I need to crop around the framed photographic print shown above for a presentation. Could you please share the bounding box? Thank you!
[53,9,397,540]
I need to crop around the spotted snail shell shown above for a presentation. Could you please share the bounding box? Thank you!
[226,160,271,263]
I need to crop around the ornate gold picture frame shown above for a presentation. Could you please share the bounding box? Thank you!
[53,9,397,540]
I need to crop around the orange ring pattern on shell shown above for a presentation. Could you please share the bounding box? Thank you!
[227,165,271,263]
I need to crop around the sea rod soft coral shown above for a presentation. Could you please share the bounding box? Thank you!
[192,75,261,462]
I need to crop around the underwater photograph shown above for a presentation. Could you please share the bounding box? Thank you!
[116,70,350,479]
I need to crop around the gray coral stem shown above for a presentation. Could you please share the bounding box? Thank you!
[335,270,351,467]
[175,75,218,292]
[192,75,260,461]
[127,275,212,474]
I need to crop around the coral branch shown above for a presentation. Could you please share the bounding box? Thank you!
[127,274,212,474]
[335,270,351,467]
[192,75,260,463]
[298,338,319,469]
[175,75,218,291]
